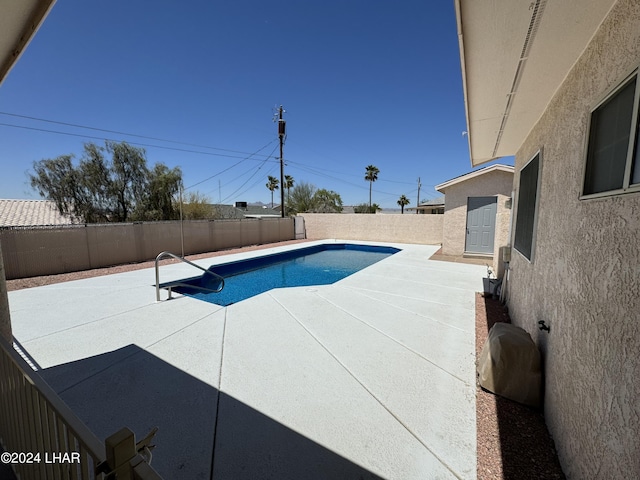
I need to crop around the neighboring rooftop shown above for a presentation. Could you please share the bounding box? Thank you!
[223,203,281,218]
[419,196,445,207]
[407,196,445,213]
[0,199,74,227]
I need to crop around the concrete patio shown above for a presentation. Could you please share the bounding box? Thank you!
[8,240,486,479]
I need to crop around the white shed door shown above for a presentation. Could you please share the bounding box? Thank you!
[465,197,497,254]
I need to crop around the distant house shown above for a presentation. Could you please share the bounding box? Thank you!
[407,197,445,215]
[0,199,75,227]
[456,1,639,478]
[340,206,356,214]
[435,164,514,274]
[232,202,280,218]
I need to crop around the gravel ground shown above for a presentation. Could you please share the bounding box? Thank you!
[475,293,565,479]
[6,240,566,479]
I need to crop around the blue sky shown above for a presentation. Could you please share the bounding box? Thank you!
[0,0,510,209]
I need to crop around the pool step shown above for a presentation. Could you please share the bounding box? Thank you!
[155,251,225,301]
[158,278,224,300]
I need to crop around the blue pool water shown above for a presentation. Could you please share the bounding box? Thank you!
[168,243,399,306]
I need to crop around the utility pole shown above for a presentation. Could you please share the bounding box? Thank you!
[278,105,286,218]
[179,186,184,258]
[416,177,421,214]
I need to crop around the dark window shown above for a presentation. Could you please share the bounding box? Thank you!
[514,153,540,261]
[584,74,640,195]
[633,108,640,185]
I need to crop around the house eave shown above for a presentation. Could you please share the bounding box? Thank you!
[0,0,56,87]
[455,0,617,167]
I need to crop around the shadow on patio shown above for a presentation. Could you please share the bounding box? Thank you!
[38,345,383,480]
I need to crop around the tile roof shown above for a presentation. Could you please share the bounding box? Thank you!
[0,199,75,227]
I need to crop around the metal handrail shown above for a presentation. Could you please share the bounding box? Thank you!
[155,251,224,301]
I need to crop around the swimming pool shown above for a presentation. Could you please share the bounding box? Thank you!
[165,243,400,306]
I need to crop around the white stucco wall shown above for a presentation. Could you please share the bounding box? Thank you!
[507,1,640,478]
[440,170,513,274]
[299,214,443,245]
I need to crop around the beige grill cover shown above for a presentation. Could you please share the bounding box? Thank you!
[477,322,542,408]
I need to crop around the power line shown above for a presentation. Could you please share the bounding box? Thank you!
[185,139,277,191]
[215,144,278,201]
[0,111,438,203]
[0,122,281,162]
[0,112,435,189]
[287,161,417,199]
[285,158,417,186]
[0,111,274,158]
[222,164,279,204]
[219,146,279,204]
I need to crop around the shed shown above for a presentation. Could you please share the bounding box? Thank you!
[435,164,514,272]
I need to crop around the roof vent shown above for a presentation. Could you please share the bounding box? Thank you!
[493,0,547,157]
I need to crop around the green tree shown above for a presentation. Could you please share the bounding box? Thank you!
[106,141,148,222]
[266,175,279,208]
[135,163,183,221]
[364,164,380,209]
[287,181,317,214]
[354,203,378,214]
[397,194,410,214]
[312,189,343,213]
[30,154,83,221]
[182,191,216,220]
[29,141,183,223]
[79,143,111,221]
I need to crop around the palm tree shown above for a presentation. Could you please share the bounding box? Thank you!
[284,175,294,206]
[364,165,380,210]
[266,175,279,208]
[397,194,410,214]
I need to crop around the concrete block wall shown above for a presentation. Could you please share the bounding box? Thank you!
[299,213,444,245]
[0,218,294,279]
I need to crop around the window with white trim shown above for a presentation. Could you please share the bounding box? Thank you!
[514,153,541,261]
[583,71,640,196]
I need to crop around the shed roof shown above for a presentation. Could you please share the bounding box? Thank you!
[435,164,514,193]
